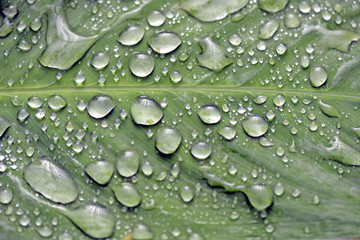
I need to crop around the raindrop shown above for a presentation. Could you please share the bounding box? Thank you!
[309,66,327,88]
[180,185,194,203]
[274,182,284,196]
[191,141,212,160]
[253,95,267,105]
[48,95,67,111]
[258,20,279,40]
[147,10,166,27]
[197,105,222,124]
[117,25,145,46]
[142,161,154,176]
[23,157,78,204]
[129,52,155,78]
[27,96,43,109]
[131,96,163,126]
[17,40,32,51]
[298,1,311,13]
[91,52,110,70]
[3,5,18,19]
[148,31,181,54]
[87,94,115,119]
[285,13,300,28]
[242,115,269,138]
[273,94,285,107]
[30,18,41,31]
[0,189,13,204]
[112,182,142,207]
[85,160,114,185]
[217,126,236,140]
[133,224,154,240]
[116,149,140,177]
[170,71,182,83]
[155,126,182,154]
[229,34,242,46]
[258,0,288,13]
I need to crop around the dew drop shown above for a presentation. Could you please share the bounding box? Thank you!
[148,31,181,54]
[258,0,288,12]
[191,141,212,160]
[155,126,182,154]
[27,96,43,109]
[273,94,286,107]
[85,160,114,185]
[87,94,115,119]
[116,149,140,177]
[91,52,110,70]
[273,182,284,196]
[285,13,300,29]
[129,52,155,78]
[133,224,154,240]
[242,115,269,138]
[131,96,163,126]
[309,66,327,88]
[258,20,279,40]
[217,126,236,140]
[112,182,142,207]
[180,185,194,203]
[197,105,222,124]
[0,116,11,138]
[48,95,67,111]
[117,25,145,46]
[0,188,13,204]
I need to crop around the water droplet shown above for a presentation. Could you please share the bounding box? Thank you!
[74,71,86,85]
[64,204,114,239]
[147,10,166,27]
[258,20,279,40]
[0,189,13,204]
[301,55,310,69]
[87,94,115,119]
[259,137,274,147]
[27,96,43,109]
[117,25,145,46]
[242,115,269,138]
[148,31,181,54]
[48,95,67,111]
[180,0,248,22]
[36,226,53,238]
[0,116,11,138]
[17,40,32,51]
[191,141,212,160]
[132,224,154,240]
[19,215,31,227]
[285,13,300,29]
[142,161,154,176]
[217,126,236,140]
[291,188,301,198]
[30,18,42,31]
[129,52,155,78]
[309,66,327,88]
[112,182,142,207]
[253,95,267,105]
[169,71,182,83]
[180,185,194,203]
[273,94,285,107]
[197,37,232,72]
[189,233,204,240]
[131,96,163,126]
[229,34,242,46]
[155,126,182,154]
[198,104,222,124]
[298,1,311,13]
[85,160,114,185]
[276,43,287,55]
[23,157,78,204]
[91,52,110,70]
[312,195,320,205]
[318,100,341,119]
[116,149,140,177]
[258,0,288,13]
[274,182,284,196]
[243,185,273,211]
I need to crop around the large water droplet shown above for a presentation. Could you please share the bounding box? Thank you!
[318,100,341,119]
[242,185,273,211]
[309,66,327,88]
[131,96,163,126]
[148,31,181,54]
[48,95,67,111]
[27,96,43,109]
[0,116,11,138]
[147,10,166,27]
[285,13,300,28]
[217,126,236,140]
[85,160,114,185]
[23,157,78,204]
[258,20,279,40]
[191,141,212,160]
[197,104,222,124]
[0,188,13,204]
[258,0,288,13]
[132,224,154,240]
[321,136,360,166]
[117,25,145,46]
[129,52,155,78]
[180,185,194,203]
[112,182,142,207]
[155,126,182,154]
[117,149,140,177]
[87,94,115,119]
[91,52,110,70]
[242,115,269,138]
[64,204,114,239]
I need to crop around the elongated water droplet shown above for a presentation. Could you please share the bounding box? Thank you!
[180,185,194,203]
[0,189,13,204]
[242,115,268,138]
[64,204,114,239]
[113,182,142,207]
[274,182,284,196]
[258,20,279,40]
[258,0,288,13]
[198,105,222,124]
[191,141,212,160]
[217,126,236,140]
[23,157,78,204]
[141,161,154,176]
[36,226,53,238]
[0,116,11,138]
[180,0,248,22]
[91,52,110,70]
[321,136,360,166]
[17,39,32,51]
[87,94,115,119]
[48,95,67,111]
[197,37,232,72]
[309,66,327,88]
[253,95,267,105]
[129,52,155,78]
[131,96,163,126]
[155,126,182,154]
[132,224,154,240]
[148,31,181,54]
[147,10,166,27]
[117,149,140,177]
[318,100,341,119]
[85,160,114,185]
[117,25,145,46]
[259,137,274,147]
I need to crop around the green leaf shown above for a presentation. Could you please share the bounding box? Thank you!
[1,0,360,239]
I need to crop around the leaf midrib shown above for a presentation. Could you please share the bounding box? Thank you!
[0,85,358,99]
